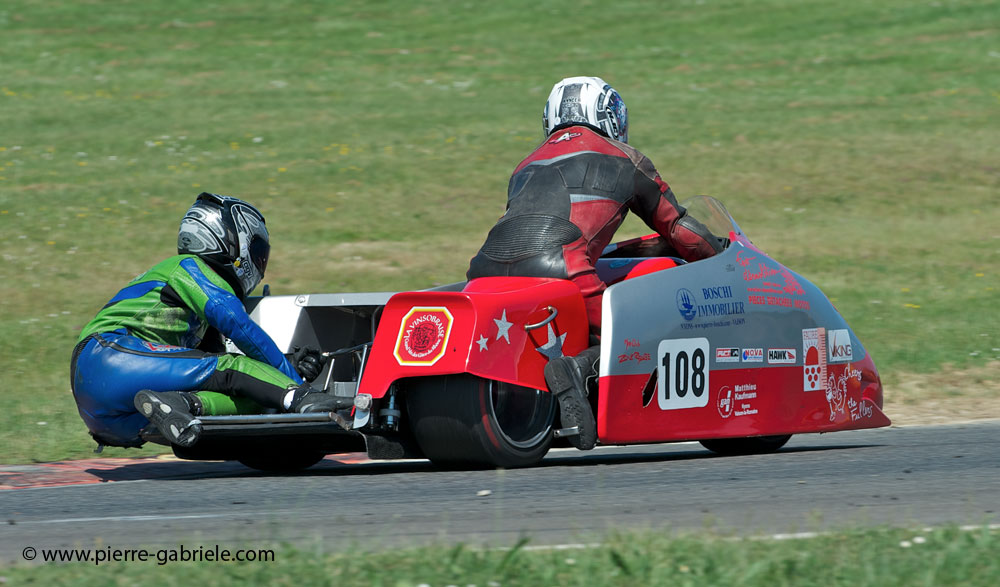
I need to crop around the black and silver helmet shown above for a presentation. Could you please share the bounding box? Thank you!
[177,192,270,297]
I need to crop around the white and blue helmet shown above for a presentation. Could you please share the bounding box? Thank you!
[543,76,629,143]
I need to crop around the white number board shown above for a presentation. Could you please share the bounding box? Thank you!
[657,338,710,411]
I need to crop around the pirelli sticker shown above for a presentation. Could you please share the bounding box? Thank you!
[393,306,454,366]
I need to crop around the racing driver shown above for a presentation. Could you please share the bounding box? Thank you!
[71,192,345,450]
[467,76,722,451]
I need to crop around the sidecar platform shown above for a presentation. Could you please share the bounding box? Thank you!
[139,411,422,462]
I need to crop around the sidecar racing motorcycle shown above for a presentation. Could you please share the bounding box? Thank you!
[142,196,890,471]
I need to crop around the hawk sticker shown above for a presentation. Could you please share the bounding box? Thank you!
[394,306,454,366]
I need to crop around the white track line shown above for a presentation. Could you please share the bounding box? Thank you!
[505,523,1000,552]
[17,511,299,525]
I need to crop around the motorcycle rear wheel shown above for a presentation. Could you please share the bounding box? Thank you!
[406,374,555,468]
[699,434,792,456]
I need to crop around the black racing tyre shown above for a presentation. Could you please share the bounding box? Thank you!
[406,374,556,469]
[236,450,326,472]
[699,435,792,456]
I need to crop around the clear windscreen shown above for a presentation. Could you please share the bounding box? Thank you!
[601,195,743,258]
[679,195,743,238]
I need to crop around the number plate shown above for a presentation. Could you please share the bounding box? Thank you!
[657,338,710,411]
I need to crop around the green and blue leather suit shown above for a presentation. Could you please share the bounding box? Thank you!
[71,255,301,446]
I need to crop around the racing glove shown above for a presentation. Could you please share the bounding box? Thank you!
[289,346,325,382]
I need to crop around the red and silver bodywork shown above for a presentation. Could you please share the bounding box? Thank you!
[358,277,589,399]
[593,234,889,444]
[355,196,888,445]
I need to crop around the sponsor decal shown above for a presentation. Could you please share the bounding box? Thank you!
[847,396,873,422]
[141,341,185,352]
[656,338,710,411]
[734,383,757,399]
[836,365,866,421]
[696,304,745,318]
[802,327,827,391]
[676,285,747,330]
[676,288,697,321]
[767,348,797,364]
[701,285,734,300]
[393,306,453,366]
[717,383,759,418]
[828,329,854,362]
[741,348,763,363]
[618,351,652,364]
[717,386,734,418]
[747,294,811,310]
[548,131,582,143]
[825,371,848,421]
[716,347,740,363]
[695,286,745,318]
[738,251,805,295]
[738,250,809,309]
[733,383,759,416]
[680,317,746,331]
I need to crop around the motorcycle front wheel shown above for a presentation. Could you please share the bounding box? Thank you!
[699,434,792,456]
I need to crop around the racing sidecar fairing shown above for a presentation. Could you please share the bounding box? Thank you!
[144,196,889,470]
[593,196,889,445]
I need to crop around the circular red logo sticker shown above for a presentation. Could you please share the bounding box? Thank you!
[394,306,454,366]
[404,314,445,358]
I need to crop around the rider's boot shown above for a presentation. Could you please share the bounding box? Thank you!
[544,345,600,451]
[285,384,353,413]
[134,390,203,448]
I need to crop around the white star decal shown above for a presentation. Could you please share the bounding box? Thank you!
[534,324,567,360]
[494,309,512,344]
[476,335,489,352]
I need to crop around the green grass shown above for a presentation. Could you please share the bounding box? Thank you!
[4,526,999,585]
[1,0,998,463]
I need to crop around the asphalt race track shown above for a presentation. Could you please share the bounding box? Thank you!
[2,421,998,562]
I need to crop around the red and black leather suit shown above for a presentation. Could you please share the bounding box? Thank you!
[467,125,722,336]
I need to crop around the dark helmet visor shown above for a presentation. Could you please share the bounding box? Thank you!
[248,236,270,276]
